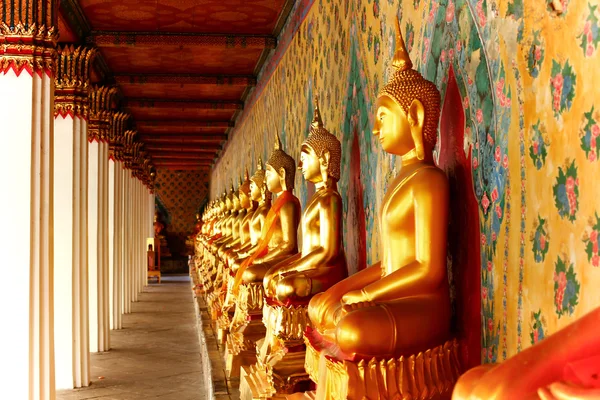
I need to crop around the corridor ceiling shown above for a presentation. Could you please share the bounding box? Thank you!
[57,0,294,176]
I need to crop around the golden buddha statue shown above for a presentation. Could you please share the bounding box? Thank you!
[303,19,460,399]
[222,170,258,271]
[241,98,350,398]
[228,158,272,274]
[225,140,300,383]
[232,133,300,291]
[223,159,273,378]
[453,306,600,400]
[209,184,246,319]
[201,194,229,291]
[217,181,246,263]
[263,98,348,305]
[209,189,236,272]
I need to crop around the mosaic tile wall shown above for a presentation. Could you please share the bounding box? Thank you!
[154,169,208,252]
[210,0,600,361]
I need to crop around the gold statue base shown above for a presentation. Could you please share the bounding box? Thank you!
[238,302,312,399]
[217,310,233,344]
[304,333,461,400]
[224,282,267,378]
[225,316,266,378]
[239,351,311,400]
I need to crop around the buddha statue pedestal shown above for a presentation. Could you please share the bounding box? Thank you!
[216,274,236,344]
[225,282,266,378]
[239,300,312,399]
[303,328,461,400]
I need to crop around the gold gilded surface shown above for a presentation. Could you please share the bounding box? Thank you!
[263,97,348,305]
[307,18,452,362]
[239,136,300,286]
[304,338,461,400]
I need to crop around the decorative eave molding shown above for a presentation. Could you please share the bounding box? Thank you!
[54,45,97,118]
[88,85,119,142]
[0,23,58,76]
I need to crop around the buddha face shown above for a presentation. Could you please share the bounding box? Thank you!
[373,95,414,156]
[298,145,322,183]
[225,198,233,211]
[233,195,241,210]
[249,180,262,202]
[265,164,283,193]
[239,190,250,208]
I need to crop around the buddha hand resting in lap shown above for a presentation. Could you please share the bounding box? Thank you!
[307,19,451,361]
[231,134,301,293]
[263,97,348,306]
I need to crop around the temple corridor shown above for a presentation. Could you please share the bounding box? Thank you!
[56,276,207,400]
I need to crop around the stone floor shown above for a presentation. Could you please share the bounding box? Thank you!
[57,275,209,400]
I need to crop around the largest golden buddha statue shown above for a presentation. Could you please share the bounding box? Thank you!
[304,19,460,399]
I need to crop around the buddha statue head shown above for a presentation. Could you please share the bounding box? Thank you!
[266,132,296,194]
[374,18,440,160]
[299,96,342,186]
[238,169,252,209]
[250,156,269,203]
[219,193,228,215]
[226,182,237,211]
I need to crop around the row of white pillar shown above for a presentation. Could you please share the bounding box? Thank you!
[54,129,155,390]
[0,68,155,398]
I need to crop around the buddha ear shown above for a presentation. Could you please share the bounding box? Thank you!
[408,99,426,160]
[279,167,287,191]
[407,99,425,128]
[319,149,330,168]
[320,149,331,184]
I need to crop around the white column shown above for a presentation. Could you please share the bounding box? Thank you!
[79,127,90,385]
[132,179,139,301]
[98,141,110,351]
[88,140,100,353]
[145,189,152,285]
[53,112,91,389]
[123,172,132,314]
[0,67,55,399]
[109,159,115,330]
[137,181,144,294]
[112,162,123,329]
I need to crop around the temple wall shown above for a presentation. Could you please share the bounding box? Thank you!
[210,0,600,362]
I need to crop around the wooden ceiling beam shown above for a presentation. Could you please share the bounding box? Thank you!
[87,31,276,49]
[153,158,213,165]
[152,153,215,159]
[145,145,221,152]
[154,165,211,170]
[124,99,243,110]
[140,135,225,143]
[115,74,256,86]
[153,160,212,165]
[136,120,234,128]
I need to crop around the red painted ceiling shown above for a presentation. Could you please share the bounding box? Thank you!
[57,0,293,237]
[78,0,286,34]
